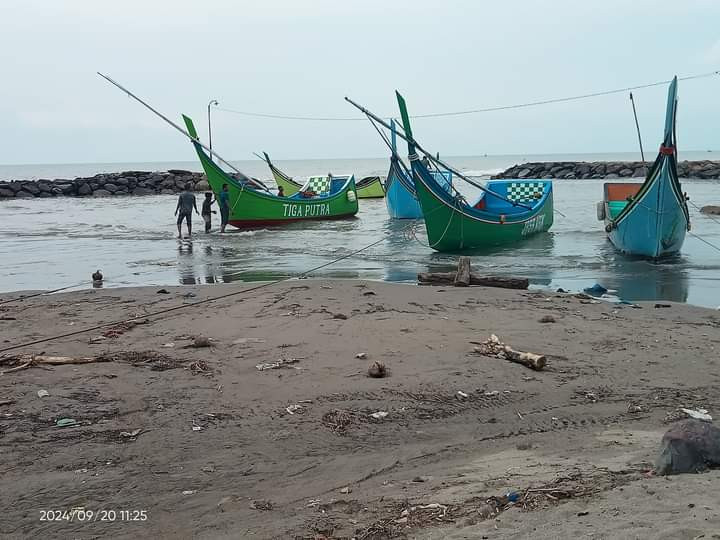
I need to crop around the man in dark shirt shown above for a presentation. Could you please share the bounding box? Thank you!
[218,183,230,233]
[175,183,199,238]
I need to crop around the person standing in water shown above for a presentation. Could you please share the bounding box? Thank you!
[201,192,216,233]
[219,183,230,233]
[175,182,199,239]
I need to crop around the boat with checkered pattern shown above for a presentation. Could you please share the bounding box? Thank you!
[599,77,689,258]
[183,116,358,229]
[395,94,554,251]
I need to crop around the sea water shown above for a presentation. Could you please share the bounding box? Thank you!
[1,153,719,308]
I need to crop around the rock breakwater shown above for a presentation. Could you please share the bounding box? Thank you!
[0,170,214,200]
[493,160,720,180]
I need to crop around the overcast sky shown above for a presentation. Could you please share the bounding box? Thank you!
[1,0,719,164]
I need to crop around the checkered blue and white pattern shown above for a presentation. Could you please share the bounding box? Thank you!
[305,176,330,194]
[507,182,545,202]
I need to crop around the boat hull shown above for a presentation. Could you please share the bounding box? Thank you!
[415,173,554,252]
[356,176,385,198]
[183,117,358,230]
[604,162,688,258]
[385,159,422,219]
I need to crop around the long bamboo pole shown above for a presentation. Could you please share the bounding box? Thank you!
[97,72,271,193]
[345,96,531,209]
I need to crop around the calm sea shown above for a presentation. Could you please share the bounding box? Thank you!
[1,152,719,308]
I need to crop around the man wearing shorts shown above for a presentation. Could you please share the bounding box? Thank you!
[175,183,199,238]
[218,183,230,233]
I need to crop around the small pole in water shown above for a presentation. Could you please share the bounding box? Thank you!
[629,92,646,173]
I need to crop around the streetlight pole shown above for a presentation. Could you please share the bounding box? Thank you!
[207,99,219,161]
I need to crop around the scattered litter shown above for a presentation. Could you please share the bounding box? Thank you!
[339,486,352,494]
[120,428,142,438]
[484,390,500,396]
[285,404,303,415]
[577,511,590,517]
[654,303,671,309]
[157,289,170,294]
[681,408,712,422]
[0,315,17,321]
[306,499,321,507]
[321,285,333,289]
[232,337,266,345]
[89,335,107,344]
[250,499,273,511]
[627,404,643,413]
[580,299,600,305]
[56,418,78,428]
[255,358,300,371]
[355,352,367,359]
[192,425,203,432]
[370,411,388,420]
[162,342,175,348]
[457,390,469,399]
[0,399,15,406]
[332,313,348,320]
[367,361,387,378]
[182,490,196,495]
[412,476,432,483]
[538,315,556,323]
[584,284,608,296]
[505,491,520,502]
[183,292,196,298]
[363,291,376,296]
[556,288,567,293]
[201,465,215,473]
[37,389,49,398]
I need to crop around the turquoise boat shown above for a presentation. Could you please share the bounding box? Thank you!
[599,77,690,257]
[385,119,452,219]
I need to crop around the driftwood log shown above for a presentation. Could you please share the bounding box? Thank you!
[454,256,471,287]
[472,334,547,371]
[418,272,529,290]
[419,257,528,289]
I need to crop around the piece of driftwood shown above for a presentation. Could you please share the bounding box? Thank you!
[0,354,105,374]
[454,257,471,287]
[472,334,546,371]
[503,347,546,370]
[418,272,529,290]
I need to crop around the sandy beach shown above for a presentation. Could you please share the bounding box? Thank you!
[2,280,720,539]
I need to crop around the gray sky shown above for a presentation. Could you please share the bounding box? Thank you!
[1,0,719,164]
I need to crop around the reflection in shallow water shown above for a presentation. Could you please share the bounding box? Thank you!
[1,179,719,308]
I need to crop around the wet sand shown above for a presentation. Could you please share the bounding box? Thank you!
[1,280,720,539]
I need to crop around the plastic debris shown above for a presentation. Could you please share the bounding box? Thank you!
[681,408,712,422]
[157,289,170,294]
[370,411,388,420]
[285,404,303,415]
[192,425,203,432]
[162,342,175,348]
[355,352,367,359]
[37,389,49,398]
[120,428,142,438]
[340,486,352,494]
[232,337,266,345]
[184,336,212,348]
[56,418,78,427]
[182,490,196,495]
[457,391,469,399]
[583,284,607,296]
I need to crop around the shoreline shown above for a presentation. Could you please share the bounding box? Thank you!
[2,280,720,538]
[1,159,719,201]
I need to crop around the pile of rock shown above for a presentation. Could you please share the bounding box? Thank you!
[493,160,720,180]
[0,170,212,199]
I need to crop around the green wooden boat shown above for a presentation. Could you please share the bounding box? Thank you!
[184,116,358,229]
[395,93,554,251]
[356,175,386,198]
[259,152,302,196]
[260,151,384,199]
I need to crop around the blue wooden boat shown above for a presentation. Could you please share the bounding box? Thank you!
[385,119,453,219]
[599,77,690,258]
